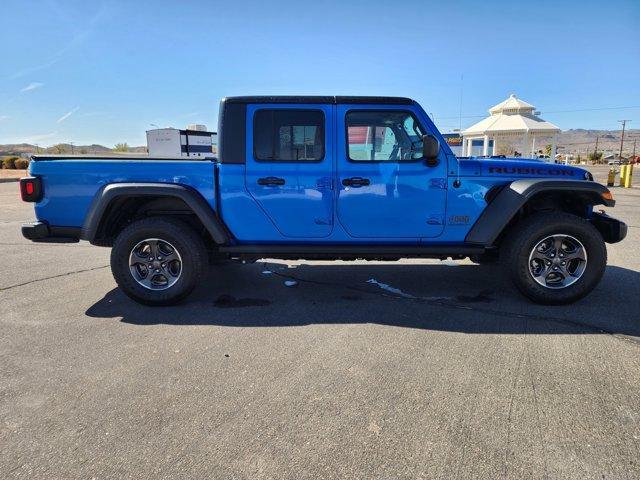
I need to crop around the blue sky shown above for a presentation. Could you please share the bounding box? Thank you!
[1,0,638,147]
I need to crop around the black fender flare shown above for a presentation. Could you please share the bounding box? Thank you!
[465,179,615,246]
[81,183,232,244]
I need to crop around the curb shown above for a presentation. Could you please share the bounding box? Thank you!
[0,177,20,183]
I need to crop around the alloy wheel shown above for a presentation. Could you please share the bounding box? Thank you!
[128,238,182,290]
[528,234,588,289]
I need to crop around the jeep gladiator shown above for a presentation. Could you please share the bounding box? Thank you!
[20,96,627,305]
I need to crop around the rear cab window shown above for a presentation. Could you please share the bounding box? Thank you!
[253,109,325,162]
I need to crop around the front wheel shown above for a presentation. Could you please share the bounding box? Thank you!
[502,212,607,305]
[111,217,208,305]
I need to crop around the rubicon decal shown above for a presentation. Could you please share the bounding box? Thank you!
[489,167,575,176]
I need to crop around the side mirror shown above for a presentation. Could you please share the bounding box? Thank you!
[422,134,440,167]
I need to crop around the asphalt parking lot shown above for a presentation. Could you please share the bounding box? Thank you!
[1,170,639,479]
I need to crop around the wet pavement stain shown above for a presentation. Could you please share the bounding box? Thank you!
[214,294,271,308]
[455,289,495,303]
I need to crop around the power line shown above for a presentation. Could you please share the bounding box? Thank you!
[434,105,640,120]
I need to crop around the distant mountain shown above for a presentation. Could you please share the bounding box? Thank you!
[558,129,639,156]
[0,143,147,156]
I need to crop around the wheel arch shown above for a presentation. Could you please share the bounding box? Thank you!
[465,179,615,247]
[81,183,232,246]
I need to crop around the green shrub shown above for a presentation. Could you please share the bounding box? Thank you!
[2,156,19,169]
[14,158,30,169]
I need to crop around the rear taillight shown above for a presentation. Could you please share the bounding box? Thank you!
[20,177,42,202]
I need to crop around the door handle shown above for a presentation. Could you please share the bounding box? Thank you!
[257,176,285,186]
[342,177,370,187]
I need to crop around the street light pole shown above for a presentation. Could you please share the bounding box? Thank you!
[618,120,631,160]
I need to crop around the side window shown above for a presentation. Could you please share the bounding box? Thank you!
[346,111,425,161]
[254,109,324,161]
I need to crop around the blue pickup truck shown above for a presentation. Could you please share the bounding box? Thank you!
[20,96,626,305]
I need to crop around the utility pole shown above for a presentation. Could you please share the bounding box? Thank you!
[69,142,75,155]
[593,136,599,163]
[633,139,637,160]
[618,120,631,160]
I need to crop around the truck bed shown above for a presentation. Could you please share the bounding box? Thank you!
[29,156,216,228]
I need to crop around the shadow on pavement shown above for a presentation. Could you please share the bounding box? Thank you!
[86,262,640,337]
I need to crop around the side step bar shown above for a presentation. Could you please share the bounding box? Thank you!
[218,244,485,260]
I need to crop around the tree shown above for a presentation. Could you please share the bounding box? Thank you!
[495,142,516,156]
[80,148,88,154]
[51,144,68,154]
[587,151,603,163]
[113,143,129,152]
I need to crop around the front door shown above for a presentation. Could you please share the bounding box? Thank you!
[245,104,333,238]
[336,106,447,238]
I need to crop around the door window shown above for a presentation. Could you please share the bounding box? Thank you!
[254,109,324,161]
[346,111,425,161]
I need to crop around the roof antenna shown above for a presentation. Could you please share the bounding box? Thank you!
[453,73,463,188]
[458,74,463,132]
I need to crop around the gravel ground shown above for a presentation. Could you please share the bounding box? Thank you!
[0,173,639,479]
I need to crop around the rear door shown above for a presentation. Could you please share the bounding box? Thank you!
[336,105,447,238]
[245,104,334,238]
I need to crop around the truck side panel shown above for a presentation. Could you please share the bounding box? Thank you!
[29,160,216,227]
[217,163,424,244]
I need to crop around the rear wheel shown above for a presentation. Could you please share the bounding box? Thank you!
[111,217,207,305]
[502,212,606,305]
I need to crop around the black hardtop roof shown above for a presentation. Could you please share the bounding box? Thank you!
[222,95,415,105]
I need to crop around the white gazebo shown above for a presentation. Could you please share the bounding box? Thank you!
[461,94,560,160]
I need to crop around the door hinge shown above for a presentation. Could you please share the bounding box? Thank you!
[429,178,447,189]
[426,214,445,225]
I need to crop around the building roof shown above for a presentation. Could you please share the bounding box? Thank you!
[463,94,560,135]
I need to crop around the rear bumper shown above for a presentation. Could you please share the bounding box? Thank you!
[590,212,627,244]
[22,222,80,243]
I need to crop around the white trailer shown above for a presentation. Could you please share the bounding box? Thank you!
[146,127,217,158]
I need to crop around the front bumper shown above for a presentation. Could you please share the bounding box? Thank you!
[590,212,627,244]
[22,221,80,243]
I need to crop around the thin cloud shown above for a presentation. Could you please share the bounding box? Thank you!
[57,107,80,123]
[8,3,108,80]
[22,132,58,143]
[20,82,44,92]
[0,115,9,122]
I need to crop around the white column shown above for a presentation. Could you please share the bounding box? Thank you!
[468,138,474,157]
[522,132,530,158]
[531,135,536,158]
[483,135,489,156]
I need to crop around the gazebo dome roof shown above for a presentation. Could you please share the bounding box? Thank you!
[489,94,535,115]
[462,94,560,135]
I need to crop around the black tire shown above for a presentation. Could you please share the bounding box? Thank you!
[111,217,207,306]
[502,212,606,305]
